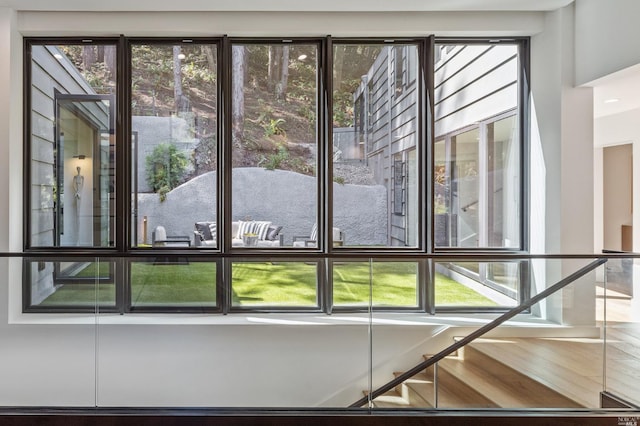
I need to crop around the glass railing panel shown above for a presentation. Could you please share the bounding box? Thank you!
[332,260,420,308]
[4,254,615,410]
[366,259,428,410]
[369,257,605,411]
[1,256,99,406]
[603,255,640,407]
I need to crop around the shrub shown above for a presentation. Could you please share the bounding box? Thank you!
[261,146,289,170]
[145,143,188,200]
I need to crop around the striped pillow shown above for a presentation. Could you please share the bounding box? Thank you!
[208,222,217,241]
[236,221,272,240]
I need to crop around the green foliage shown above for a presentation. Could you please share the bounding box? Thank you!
[263,118,286,137]
[145,143,188,201]
[333,176,345,185]
[58,45,115,94]
[129,44,217,116]
[157,185,170,202]
[261,146,289,170]
[332,89,356,127]
[288,157,314,175]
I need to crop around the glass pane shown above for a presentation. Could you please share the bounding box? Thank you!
[434,261,520,307]
[129,258,217,308]
[231,261,318,307]
[603,257,640,406]
[434,43,520,249]
[29,44,117,247]
[5,257,98,405]
[333,261,419,307]
[453,128,480,248]
[231,43,317,248]
[25,258,116,310]
[333,44,420,248]
[488,115,520,247]
[131,43,218,248]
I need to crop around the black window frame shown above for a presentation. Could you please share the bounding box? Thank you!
[22,35,530,315]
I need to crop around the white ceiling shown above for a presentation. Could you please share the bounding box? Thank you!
[591,63,640,119]
[0,0,574,12]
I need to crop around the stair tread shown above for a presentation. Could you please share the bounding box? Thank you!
[397,369,497,408]
[370,390,413,408]
[467,338,600,407]
[437,354,581,408]
[393,372,435,407]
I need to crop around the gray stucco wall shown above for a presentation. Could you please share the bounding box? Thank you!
[137,167,387,246]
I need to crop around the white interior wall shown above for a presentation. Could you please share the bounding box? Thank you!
[575,0,640,86]
[17,10,544,37]
[0,5,604,406]
[530,3,595,325]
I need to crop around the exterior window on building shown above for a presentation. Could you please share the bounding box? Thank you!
[434,43,521,250]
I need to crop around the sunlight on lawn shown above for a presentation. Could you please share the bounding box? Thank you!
[39,261,497,308]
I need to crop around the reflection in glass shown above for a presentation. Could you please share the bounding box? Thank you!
[332,261,419,307]
[333,44,420,248]
[434,44,520,249]
[56,97,115,247]
[231,43,318,248]
[232,261,317,306]
[435,261,520,307]
[131,43,218,248]
[26,259,116,310]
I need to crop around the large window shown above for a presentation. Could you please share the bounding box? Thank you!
[433,42,522,249]
[230,41,319,250]
[24,37,529,314]
[129,40,219,249]
[28,42,117,248]
[332,42,421,248]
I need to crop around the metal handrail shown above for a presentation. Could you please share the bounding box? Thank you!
[349,257,608,408]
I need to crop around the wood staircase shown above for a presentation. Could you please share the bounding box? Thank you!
[370,337,607,409]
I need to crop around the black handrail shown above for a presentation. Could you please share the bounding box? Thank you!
[349,257,608,408]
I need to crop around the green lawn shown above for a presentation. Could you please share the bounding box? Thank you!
[38,261,497,308]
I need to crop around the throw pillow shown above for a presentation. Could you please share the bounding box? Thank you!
[236,220,272,240]
[266,225,283,241]
[208,222,217,242]
[195,222,213,240]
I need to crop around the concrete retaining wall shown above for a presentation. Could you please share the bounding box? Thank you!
[137,167,387,246]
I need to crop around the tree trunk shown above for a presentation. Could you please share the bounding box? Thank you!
[277,46,289,101]
[172,45,186,112]
[268,46,281,93]
[232,45,245,145]
[82,46,96,71]
[103,45,116,81]
[333,45,346,91]
[201,45,216,75]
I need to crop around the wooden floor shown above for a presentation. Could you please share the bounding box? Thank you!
[372,286,640,410]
